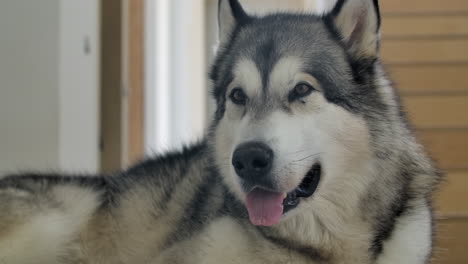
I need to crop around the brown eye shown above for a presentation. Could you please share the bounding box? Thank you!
[288,83,315,102]
[229,88,248,105]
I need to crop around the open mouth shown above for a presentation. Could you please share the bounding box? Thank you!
[283,163,321,214]
[245,163,322,226]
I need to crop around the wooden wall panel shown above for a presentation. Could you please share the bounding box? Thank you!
[381,39,468,64]
[381,0,468,14]
[403,96,468,128]
[100,0,123,172]
[434,219,468,264]
[127,0,145,165]
[388,65,468,95]
[435,171,468,215]
[417,130,468,170]
[383,16,468,38]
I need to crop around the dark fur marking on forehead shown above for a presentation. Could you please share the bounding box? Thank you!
[254,38,279,92]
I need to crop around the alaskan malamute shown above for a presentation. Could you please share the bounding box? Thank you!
[0,0,441,263]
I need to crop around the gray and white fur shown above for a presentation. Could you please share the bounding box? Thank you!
[0,0,441,263]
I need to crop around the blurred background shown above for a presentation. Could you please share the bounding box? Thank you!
[0,0,467,263]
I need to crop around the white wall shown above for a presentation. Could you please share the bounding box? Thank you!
[58,0,100,172]
[145,0,206,154]
[0,0,61,173]
[0,0,100,173]
[169,0,206,148]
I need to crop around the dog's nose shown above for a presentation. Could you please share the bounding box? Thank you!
[232,142,273,180]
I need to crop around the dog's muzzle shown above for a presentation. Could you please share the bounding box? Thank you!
[231,141,321,227]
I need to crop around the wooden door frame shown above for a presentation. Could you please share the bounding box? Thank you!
[100,0,123,172]
[100,0,144,172]
[124,0,145,166]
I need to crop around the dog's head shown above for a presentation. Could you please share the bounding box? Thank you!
[210,0,382,226]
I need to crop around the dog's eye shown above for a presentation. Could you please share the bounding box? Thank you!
[229,88,248,105]
[288,83,315,102]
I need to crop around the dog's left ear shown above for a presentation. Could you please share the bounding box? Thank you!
[330,0,381,58]
[218,0,249,44]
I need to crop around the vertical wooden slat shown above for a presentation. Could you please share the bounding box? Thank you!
[126,0,145,165]
[100,0,123,172]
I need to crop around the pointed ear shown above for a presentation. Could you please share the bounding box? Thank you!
[330,0,381,58]
[218,0,249,44]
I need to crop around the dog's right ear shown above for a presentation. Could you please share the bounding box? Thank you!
[218,0,249,44]
[330,0,381,59]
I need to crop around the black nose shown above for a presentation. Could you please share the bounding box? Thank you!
[232,142,273,180]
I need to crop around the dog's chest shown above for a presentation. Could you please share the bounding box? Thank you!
[154,217,374,264]
[152,217,312,263]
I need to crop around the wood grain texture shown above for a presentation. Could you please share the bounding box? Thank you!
[433,219,468,264]
[434,170,468,214]
[416,130,468,170]
[388,65,468,95]
[381,0,468,14]
[381,39,468,64]
[383,16,468,38]
[127,0,144,165]
[100,0,122,172]
[403,96,468,129]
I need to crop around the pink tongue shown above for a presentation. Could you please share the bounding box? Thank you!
[246,188,284,226]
